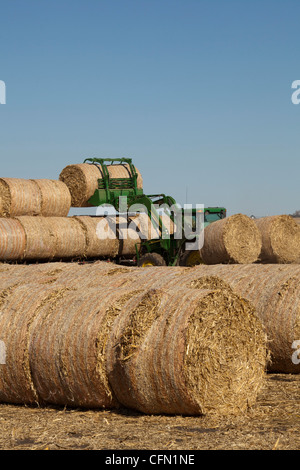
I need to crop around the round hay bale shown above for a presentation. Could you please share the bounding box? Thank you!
[0,283,67,405]
[106,286,267,416]
[184,264,300,373]
[28,287,144,408]
[0,178,42,217]
[59,163,143,207]
[33,179,71,217]
[59,163,101,207]
[75,216,119,258]
[107,163,143,190]
[254,215,300,263]
[47,217,87,259]
[200,213,262,264]
[15,216,56,260]
[0,218,26,260]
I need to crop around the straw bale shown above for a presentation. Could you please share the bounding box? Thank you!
[59,163,143,207]
[15,216,56,260]
[184,264,300,373]
[28,287,144,408]
[106,287,267,416]
[0,261,125,291]
[48,217,87,259]
[33,179,71,217]
[108,164,143,189]
[59,163,101,207]
[254,215,300,263]
[15,216,87,261]
[1,262,299,374]
[75,216,119,258]
[0,218,26,260]
[200,213,262,264]
[0,178,42,217]
[0,283,70,405]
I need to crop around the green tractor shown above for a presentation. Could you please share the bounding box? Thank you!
[135,205,226,267]
[84,157,226,267]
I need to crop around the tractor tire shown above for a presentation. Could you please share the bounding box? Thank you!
[137,252,167,267]
[179,250,203,267]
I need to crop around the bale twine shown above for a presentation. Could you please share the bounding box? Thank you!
[15,216,56,260]
[254,215,300,263]
[106,286,267,416]
[28,286,144,408]
[0,218,26,260]
[75,216,119,258]
[34,179,71,217]
[200,213,262,264]
[183,264,300,373]
[0,178,42,217]
[59,163,143,207]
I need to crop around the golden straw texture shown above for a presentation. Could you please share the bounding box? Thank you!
[33,179,71,217]
[106,287,267,416]
[59,163,143,207]
[0,178,42,217]
[200,214,262,264]
[255,215,300,263]
[0,218,26,260]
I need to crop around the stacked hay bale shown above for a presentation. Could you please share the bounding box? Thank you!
[0,215,144,262]
[254,215,300,263]
[0,163,146,262]
[0,263,268,415]
[200,213,262,264]
[182,264,300,373]
[0,218,26,261]
[59,162,143,207]
[106,286,267,415]
[34,179,71,217]
[75,216,119,259]
[0,178,71,217]
[1,261,297,374]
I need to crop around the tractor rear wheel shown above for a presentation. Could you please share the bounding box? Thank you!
[137,252,167,267]
[179,250,203,267]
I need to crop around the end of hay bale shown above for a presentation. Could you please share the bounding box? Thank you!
[200,213,262,264]
[59,163,101,207]
[0,178,42,217]
[107,286,267,416]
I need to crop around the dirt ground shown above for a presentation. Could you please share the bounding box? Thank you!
[0,373,299,451]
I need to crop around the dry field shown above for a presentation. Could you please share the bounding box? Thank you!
[0,373,299,451]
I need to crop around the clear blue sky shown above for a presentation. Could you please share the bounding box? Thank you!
[0,0,299,216]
